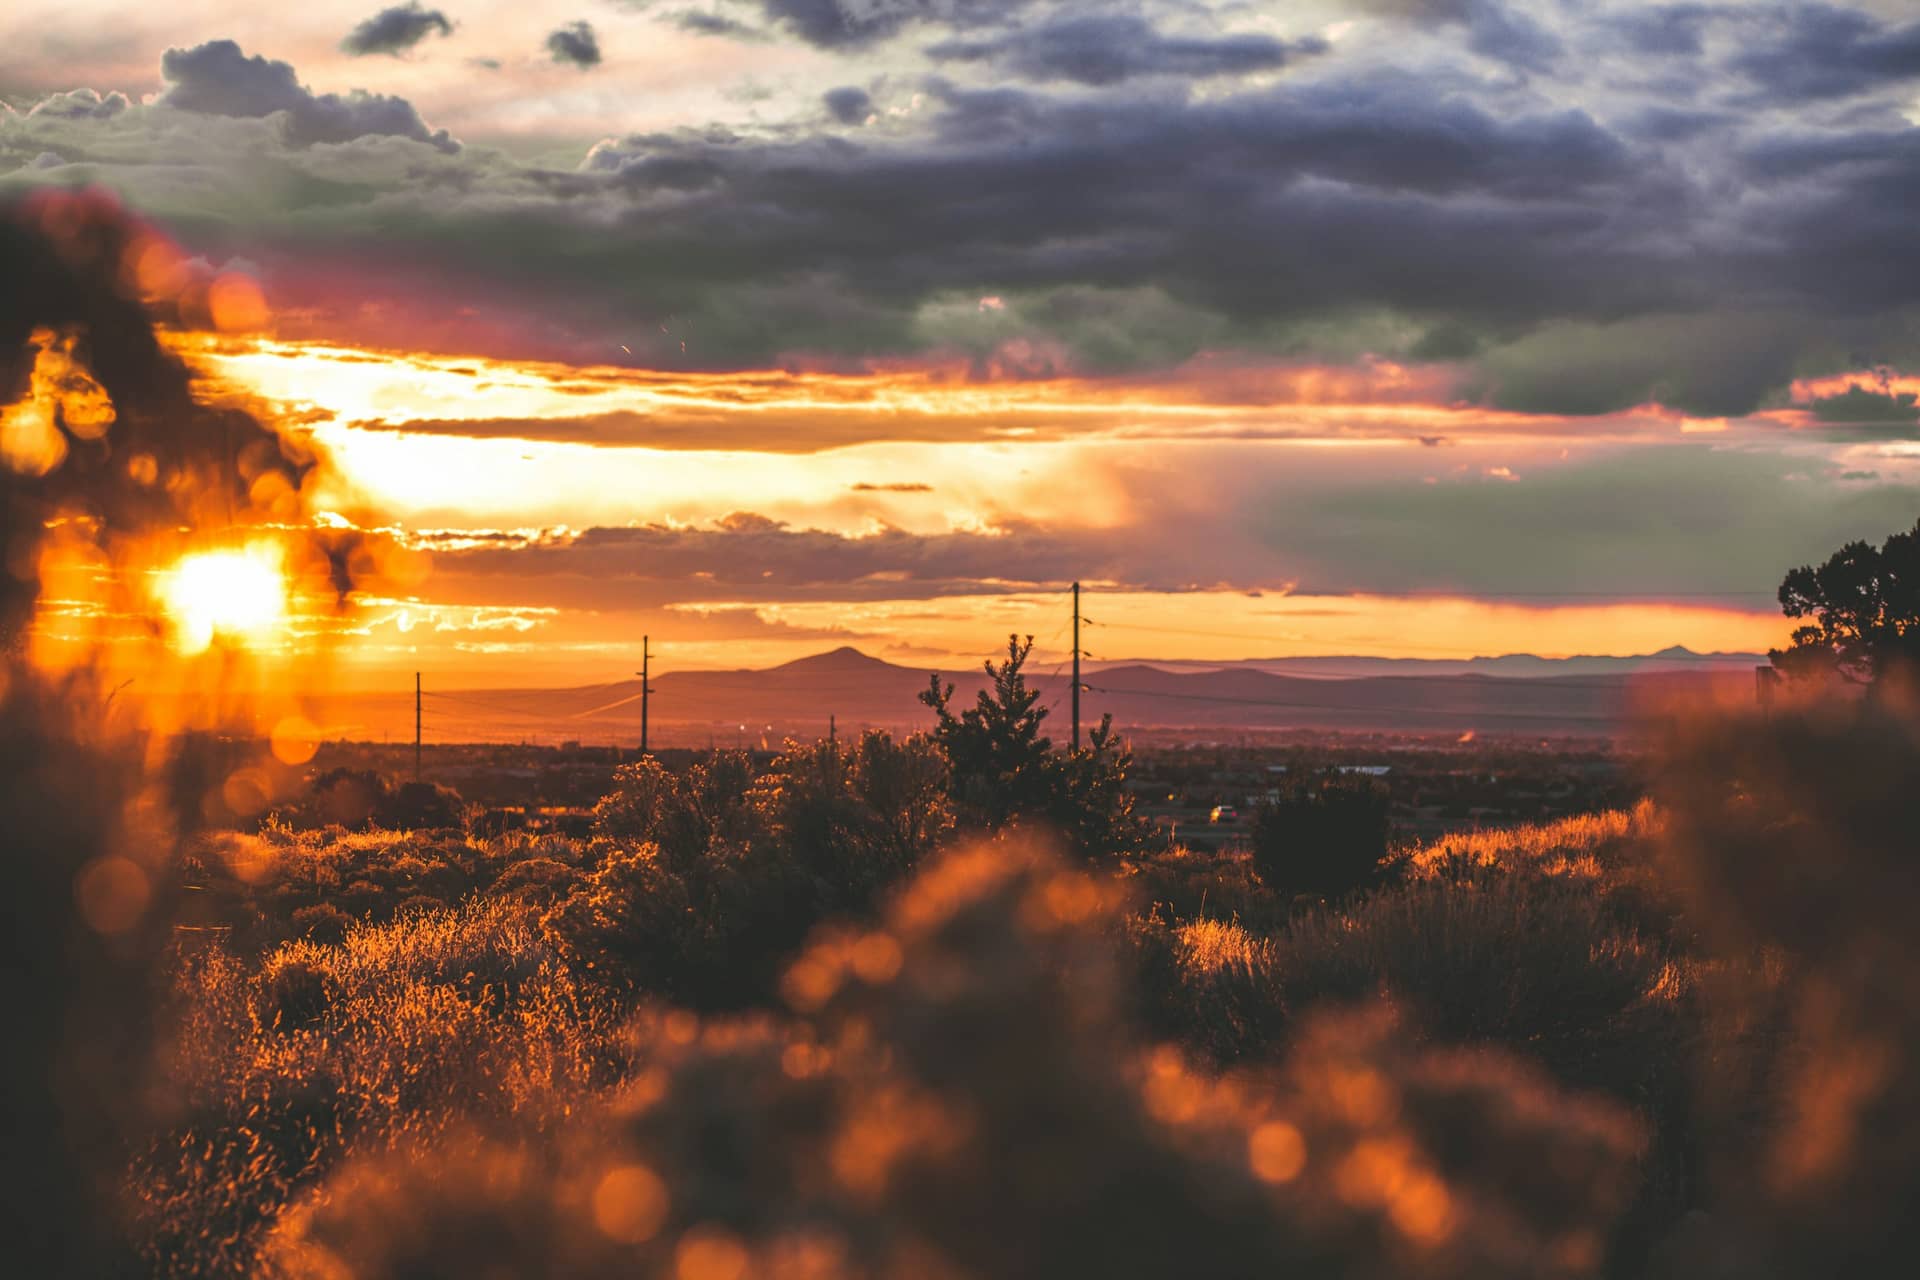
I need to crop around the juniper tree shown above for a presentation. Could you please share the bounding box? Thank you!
[1772,518,1920,687]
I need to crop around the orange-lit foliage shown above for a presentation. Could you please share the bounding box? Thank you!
[1653,701,1920,1276]
[262,839,1642,1280]
[0,188,426,1274]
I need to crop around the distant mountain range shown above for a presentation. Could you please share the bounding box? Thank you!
[307,645,1765,746]
[1104,646,1769,680]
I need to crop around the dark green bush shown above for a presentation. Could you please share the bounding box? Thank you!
[377,781,468,832]
[1251,773,1397,899]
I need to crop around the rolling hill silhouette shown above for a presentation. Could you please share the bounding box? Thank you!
[304,646,1759,745]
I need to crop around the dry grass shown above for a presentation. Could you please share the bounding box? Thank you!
[129,900,622,1276]
[1409,802,1658,880]
[263,839,1644,1280]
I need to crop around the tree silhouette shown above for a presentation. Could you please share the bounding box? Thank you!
[1772,519,1920,686]
[922,634,1055,827]
[922,635,1147,855]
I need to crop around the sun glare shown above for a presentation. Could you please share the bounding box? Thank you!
[157,546,290,655]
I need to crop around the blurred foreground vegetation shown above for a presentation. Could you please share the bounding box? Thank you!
[13,643,1920,1277]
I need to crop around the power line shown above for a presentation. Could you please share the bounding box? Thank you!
[421,690,589,725]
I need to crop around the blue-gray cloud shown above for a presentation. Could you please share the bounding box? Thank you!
[546,20,602,68]
[1357,0,1564,72]
[10,5,1920,420]
[341,4,454,57]
[673,10,768,40]
[824,85,873,123]
[1732,3,1920,103]
[928,16,1325,86]
[752,0,1030,51]
[158,39,459,151]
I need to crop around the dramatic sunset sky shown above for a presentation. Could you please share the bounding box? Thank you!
[6,1,1920,686]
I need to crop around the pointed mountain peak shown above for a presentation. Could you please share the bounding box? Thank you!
[771,646,896,675]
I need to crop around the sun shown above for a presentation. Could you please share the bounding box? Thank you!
[157,545,290,655]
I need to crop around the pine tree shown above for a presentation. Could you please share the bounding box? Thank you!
[922,634,1055,827]
[922,636,1148,856]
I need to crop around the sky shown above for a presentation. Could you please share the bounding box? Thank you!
[6,0,1920,686]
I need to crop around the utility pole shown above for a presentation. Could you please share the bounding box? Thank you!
[638,636,653,756]
[829,714,836,747]
[1072,581,1082,751]
[414,671,422,781]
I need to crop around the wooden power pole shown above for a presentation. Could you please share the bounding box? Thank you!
[414,671,422,781]
[638,636,653,756]
[1072,581,1082,751]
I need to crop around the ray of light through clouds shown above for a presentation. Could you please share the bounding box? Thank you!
[9,0,1920,684]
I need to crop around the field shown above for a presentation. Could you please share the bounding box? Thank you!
[14,671,1920,1279]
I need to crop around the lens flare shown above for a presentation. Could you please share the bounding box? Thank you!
[157,546,290,655]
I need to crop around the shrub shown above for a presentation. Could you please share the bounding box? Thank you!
[491,856,582,907]
[130,901,619,1274]
[305,767,386,829]
[748,731,954,902]
[542,837,816,1010]
[1251,773,1397,899]
[591,752,760,861]
[377,780,469,832]
[1652,702,1920,1275]
[269,840,1646,1280]
[289,902,352,946]
[1276,870,1686,1096]
[1124,912,1289,1066]
[254,950,344,1031]
[561,736,952,1010]
[1118,843,1289,935]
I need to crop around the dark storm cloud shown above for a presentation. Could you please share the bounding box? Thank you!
[927,16,1325,86]
[1357,0,1563,72]
[159,39,459,151]
[823,85,873,123]
[752,0,1029,50]
[1732,3,1920,103]
[427,515,1103,609]
[14,6,1920,418]
[546,21,603,68]
[1464,313,1825,420]
[673,11,769,40]
[552,76,1648,361]
[1808,384,1920,427]
[84,59,1891,413]
[1736,125,1920,313]
[341,4,455,58]
[1601,3,1718,58]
